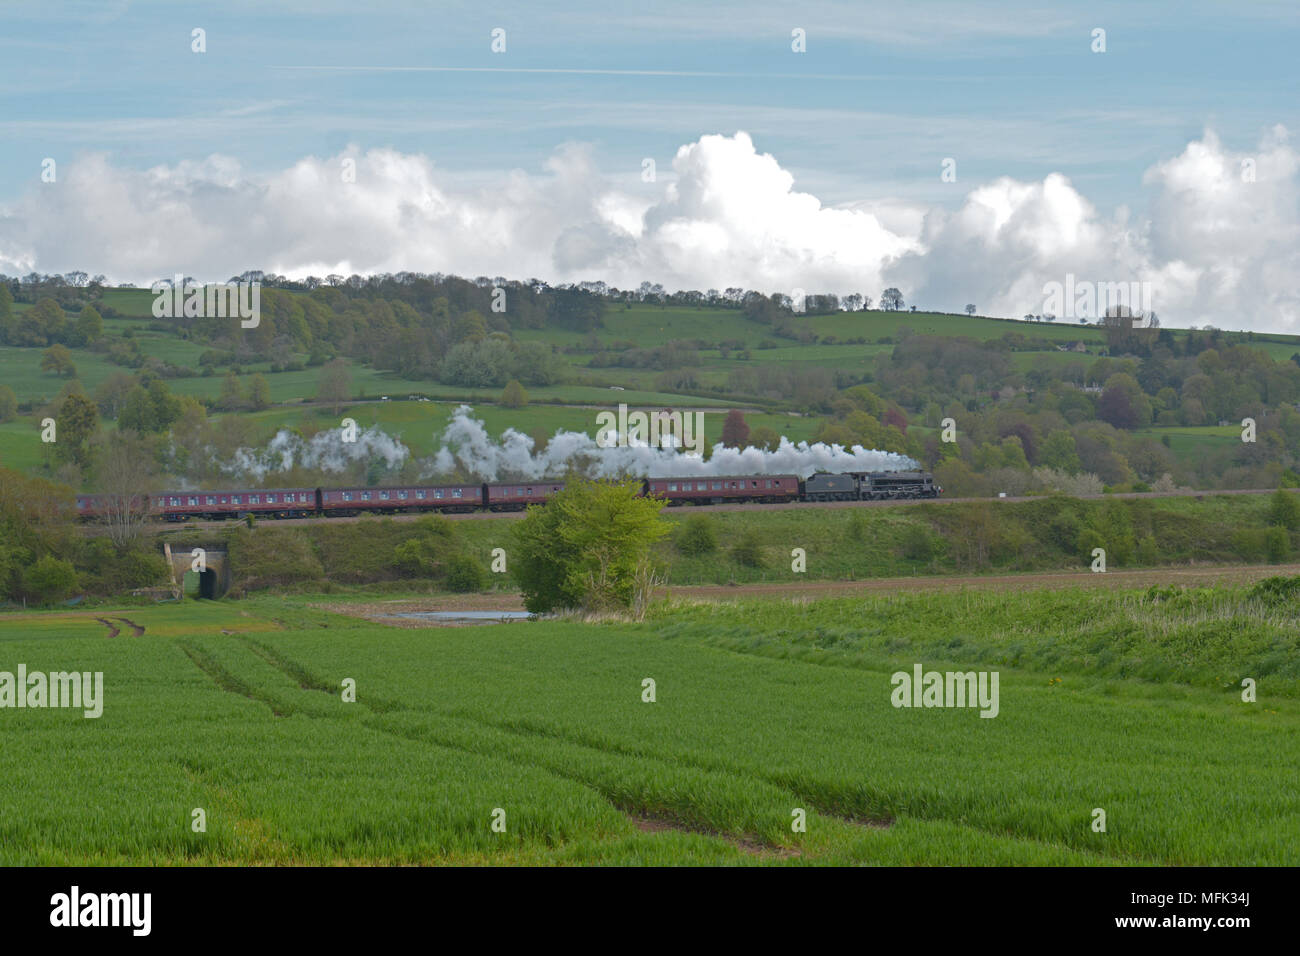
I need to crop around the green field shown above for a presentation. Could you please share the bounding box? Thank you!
[1,585,1294,865]
[6,292,1298,492]
[1134,424,1243,456]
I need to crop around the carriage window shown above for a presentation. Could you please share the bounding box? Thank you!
[774,479,782,487]
[712,481,722,490]
[668,483,678,491]
[188,496,198,506]
[250,495,259,504]
[416,490,425,499]
[399,491,408,500]
[380,491,390,501]
[342,492,353,502]
[267,494,277,503]
[361,492,371,501]
[206,496,216,505]
[434,490,444,499]
[232,496,241,505]
[170,497,180,506]
[526,487,533,495]
[453,489,463,498]
[764,480,771,488]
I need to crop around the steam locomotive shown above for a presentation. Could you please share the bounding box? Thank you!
[74,471,939,522]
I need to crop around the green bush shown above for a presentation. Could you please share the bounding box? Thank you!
[393,515,460,578]
[1249,575,1300,607]
[1268,489,1300,531]
[1039,505,1082,553]
[1230,528,1268,563]
[844,510,868,543]
[511,478,669,613]
[1266,526,1290,564]
[445,554,490,592]
[675,516,718,556]
[731,530,767,568]
[1076,528,1106,566]
[897,524,936,562]
[1136,535,1161,565]
[22,555,79,604]
[79,540,168,593]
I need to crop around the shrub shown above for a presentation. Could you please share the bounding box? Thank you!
[1230,528,1268,563]
[79,540,168,593]
[22,555,79,604]
[731,530,767,568]
[500,379,529,408]
[675,516,718,556]
[392,516,458,578]
[1136,535,1161,565]
[445,554,490,592]
[898,524,936,562]
[1076,529,1106,566]
[844,510,868,543]
[1268,489,1300,531]
[1249,575,1300,607]
[1266,526,1290,564]
[511,478,669,613]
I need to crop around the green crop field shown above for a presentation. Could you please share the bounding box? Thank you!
[1134,424,1243,456]
[1,584,1295,865]
[515,304,1108,350]
[0,345,125,406]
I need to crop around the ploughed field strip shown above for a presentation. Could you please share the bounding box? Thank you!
[0,593,1296,865]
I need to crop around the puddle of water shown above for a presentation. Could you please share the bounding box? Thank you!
[392,611,532,623]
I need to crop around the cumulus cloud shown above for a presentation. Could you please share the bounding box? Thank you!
[0,127,1296,329]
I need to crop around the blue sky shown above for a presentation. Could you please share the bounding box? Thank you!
[4,0,1296,208]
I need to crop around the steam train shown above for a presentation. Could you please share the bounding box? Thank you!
[74,471,939,522]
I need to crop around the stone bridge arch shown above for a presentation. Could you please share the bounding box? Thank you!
[163,542,231,599]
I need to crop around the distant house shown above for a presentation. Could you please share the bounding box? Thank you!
[1055,341,1088,353]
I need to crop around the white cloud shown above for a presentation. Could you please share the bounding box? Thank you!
[0,126,1296,330]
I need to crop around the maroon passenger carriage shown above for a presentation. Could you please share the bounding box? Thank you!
[80,488,319,521]
[485,481,566,511]
[319,483,482,515]
[644,474,799,505]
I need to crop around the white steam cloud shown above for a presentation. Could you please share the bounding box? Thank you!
[429,405,916,480]
[200,407,916,484]
[221,425,410,482]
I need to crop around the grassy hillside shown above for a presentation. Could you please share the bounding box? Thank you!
[151,492,1300,599]
[6,286,1299,492]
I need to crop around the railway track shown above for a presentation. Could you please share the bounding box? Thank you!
[93,485,1275,535]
